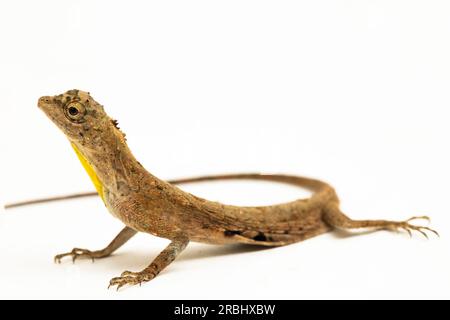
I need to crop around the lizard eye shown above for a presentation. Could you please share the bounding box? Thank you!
[64,101,86,123]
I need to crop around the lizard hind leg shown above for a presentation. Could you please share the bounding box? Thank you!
[323,202,439,239]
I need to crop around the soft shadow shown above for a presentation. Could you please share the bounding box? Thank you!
[91,244,273,273]
[177,243,274,262]
[330,228,382,239]
[99,250,160,272]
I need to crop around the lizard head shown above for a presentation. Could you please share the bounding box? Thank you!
[38,89,125,147]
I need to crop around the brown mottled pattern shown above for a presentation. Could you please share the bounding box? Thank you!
[33,90,438,289]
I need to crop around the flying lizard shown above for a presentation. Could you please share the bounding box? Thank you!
[4,89,439,290]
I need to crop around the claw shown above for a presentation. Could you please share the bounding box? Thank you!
[407,216,430,223]
[431,229,440,238]
[421,226,440,238]
[54,248,99,264]
[401,226,412,238]
[396,218,439,240]
[107,271,156,290]
[414,228,429,239]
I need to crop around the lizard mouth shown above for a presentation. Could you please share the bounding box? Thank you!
[38,96,53,109]
[37,96,62,127]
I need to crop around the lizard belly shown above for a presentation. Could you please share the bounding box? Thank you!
[104,191,186,238]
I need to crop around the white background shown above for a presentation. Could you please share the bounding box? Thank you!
[1,0,449,299]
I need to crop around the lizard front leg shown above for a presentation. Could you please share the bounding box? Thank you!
[108,236,189,290]
[323,202,439,238]
[55,226,137,263]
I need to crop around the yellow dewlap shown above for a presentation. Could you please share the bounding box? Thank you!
[71,143,105,202]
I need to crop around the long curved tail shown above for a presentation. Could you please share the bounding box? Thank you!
[4,173,332,209]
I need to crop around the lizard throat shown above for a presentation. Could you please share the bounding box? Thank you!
[71,142,105,203]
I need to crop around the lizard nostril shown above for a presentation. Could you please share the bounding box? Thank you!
[38,96,52,107]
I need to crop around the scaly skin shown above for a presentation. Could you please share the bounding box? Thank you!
[34,89,438,290]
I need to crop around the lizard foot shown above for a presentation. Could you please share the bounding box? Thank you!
[108,269,157,290]
[386,216,439,239]
[54,248,103,263]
